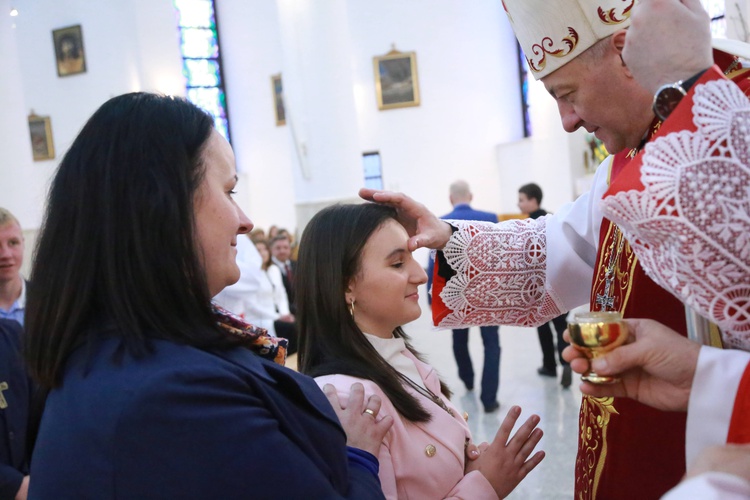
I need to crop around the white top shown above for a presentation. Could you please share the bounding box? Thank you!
[213,237,288,336]
[363,333,425,390]
[213,236,262,312]
[243,265,290,337]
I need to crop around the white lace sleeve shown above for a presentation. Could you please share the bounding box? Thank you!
[438,217,563,328]
[600,79,750,350]
[435,163,608,330]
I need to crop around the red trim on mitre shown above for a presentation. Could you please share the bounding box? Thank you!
[728,363,750,443]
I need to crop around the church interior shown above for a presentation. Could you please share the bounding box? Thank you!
[1,0,746,498]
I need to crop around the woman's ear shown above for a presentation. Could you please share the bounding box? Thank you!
[345,282,355,305]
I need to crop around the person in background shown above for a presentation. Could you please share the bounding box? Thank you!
[24,92,390,499]
[270,234,296,313]
[441,180,502,412]
[297,203,544,499]
[517,183,571,388]
[0,209,25,327]
[249,227,266,244]
[253,240,297,353]
[0,319,30,500]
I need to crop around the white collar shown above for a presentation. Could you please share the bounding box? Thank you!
[363,332,425,390]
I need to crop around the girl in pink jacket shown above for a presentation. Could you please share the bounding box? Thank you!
[297,203,545,499]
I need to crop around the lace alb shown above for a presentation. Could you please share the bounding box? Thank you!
[601,79,750,350]
[437,218,563,329]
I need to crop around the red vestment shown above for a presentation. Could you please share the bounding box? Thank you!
[432,51,750,499]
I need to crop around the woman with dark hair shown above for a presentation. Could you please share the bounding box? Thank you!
[24,92,390,499]
[297,203,545,499]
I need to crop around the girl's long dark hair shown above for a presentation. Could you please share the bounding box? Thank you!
[297,203,450,423]
[25,92,239,389]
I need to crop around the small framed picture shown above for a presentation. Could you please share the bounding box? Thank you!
[373,50,420,110]
[52,25,86,77]
[28,114,55,161]
[271,74,286,126]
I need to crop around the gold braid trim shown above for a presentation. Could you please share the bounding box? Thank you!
[578,396,619,499]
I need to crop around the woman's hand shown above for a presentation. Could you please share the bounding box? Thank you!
[359,188,453,251]
[464,440,481,464]
[322,383,393,456]
[562,318,700,411]
[465,406,544,498]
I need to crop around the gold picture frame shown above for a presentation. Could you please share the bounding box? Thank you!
[373,49,420,110]
[53,24,87,77]
[28,113,55,161]
[271,74,286,126]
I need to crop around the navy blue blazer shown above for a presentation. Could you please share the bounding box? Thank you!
[0,319,30,500]
[427,204,498,304]
[30,337,384,499]
[441,203,498,224]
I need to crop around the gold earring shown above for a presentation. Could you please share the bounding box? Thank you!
[349,299,355,318]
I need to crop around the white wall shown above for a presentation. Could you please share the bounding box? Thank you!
[1,0,591,246]
[345,0,523,218]
[1,0,183,234]
[216,0,298,233]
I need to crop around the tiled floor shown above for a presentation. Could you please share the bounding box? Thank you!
[404,296,581,499]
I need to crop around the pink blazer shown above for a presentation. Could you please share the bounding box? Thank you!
[316,350,498,499]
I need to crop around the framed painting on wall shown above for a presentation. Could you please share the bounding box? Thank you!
[271,74,286,126]
[53,25,87,77]
[28,113,55,161]
[373,49,420,110]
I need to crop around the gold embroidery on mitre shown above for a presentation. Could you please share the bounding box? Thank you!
[577,396,619,500]
[528,28,579,73]
[597,0,635,25]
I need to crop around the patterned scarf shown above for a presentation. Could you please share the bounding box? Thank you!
[212,303,287,365]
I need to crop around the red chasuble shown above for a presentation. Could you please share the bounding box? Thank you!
[430,52,750,499]
[577,56,750,500]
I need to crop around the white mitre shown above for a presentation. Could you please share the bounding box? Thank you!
[502,0,633,79]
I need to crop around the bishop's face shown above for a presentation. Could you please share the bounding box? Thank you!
[541,45,654,155]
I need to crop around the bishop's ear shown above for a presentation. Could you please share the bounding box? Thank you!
[612,30,635,77]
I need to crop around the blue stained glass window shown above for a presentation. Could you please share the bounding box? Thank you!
[184,59,221,87]
[174,0,230,143]
[180,29,219,59]
[175,0,213,27]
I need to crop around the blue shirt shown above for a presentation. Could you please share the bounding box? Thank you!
[0,281,24,327]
